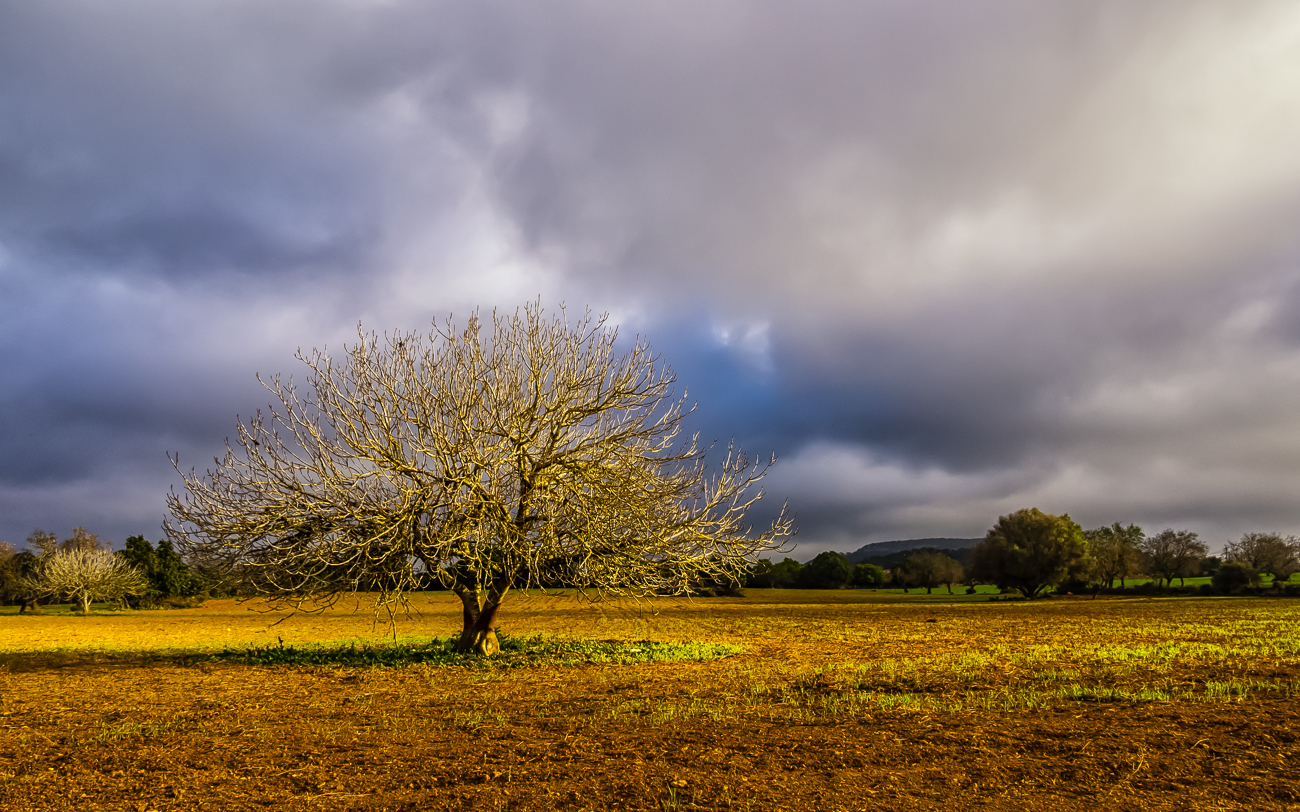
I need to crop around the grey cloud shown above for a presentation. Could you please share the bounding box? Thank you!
[4,0,1300,555]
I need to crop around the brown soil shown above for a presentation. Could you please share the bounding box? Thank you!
[2,594,1298,811]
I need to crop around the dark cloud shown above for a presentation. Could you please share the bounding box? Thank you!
[3,0,1300,555]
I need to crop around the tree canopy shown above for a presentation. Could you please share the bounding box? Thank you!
[1084,522,1144,588]
[747,557,802,588]
[851,562,886,588]
[1212,560,1256,593]
[1141,529,1207,587]
[971,508,1088,599]
[167,305,793,654]
[0,544,40,610]
[899,550,964,594]
[1224,532,1299,589]
[797,551,853,589]
[121,536,204,601]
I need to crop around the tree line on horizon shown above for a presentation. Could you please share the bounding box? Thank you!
[745,509,1300,597]
[4,508,1296,612]
[4,307,1298,632]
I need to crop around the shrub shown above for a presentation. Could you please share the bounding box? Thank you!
[0,549,42,610]
[1213,562,1256,594]
[798,552,853,589]
[851,562,886,588]
[748,557,802,588]
[1224,533,1299,590]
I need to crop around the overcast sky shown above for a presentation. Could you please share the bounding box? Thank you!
[4,1,1300,556]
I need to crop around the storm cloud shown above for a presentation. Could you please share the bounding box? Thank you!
[4,0,1300,555]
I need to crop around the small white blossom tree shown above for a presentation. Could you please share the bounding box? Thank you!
[33,548,147,614]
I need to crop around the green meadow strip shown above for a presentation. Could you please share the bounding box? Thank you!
[207,635,744,669]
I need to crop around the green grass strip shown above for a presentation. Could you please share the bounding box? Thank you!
[208,635,744,669]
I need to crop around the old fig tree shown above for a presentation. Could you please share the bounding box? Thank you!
[166,305,793,654]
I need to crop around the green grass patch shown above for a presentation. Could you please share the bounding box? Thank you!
[208,635,744,669]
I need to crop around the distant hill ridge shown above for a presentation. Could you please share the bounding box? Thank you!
[844,537,982,563]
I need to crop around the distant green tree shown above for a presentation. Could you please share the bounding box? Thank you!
[0,543,39,610]
[798,552,853,589]
[773,558,803,587]
[899,551,964,594]
[747,558,776,587]
[1224,533,1300,591]
[851,562,886,588]
[17,529,60,612]
[120,536,203,599]
[1212,561,1256,594]
[748,557,802,588]
[1084,523,1144,588]
[971,508,1089,599]
[2,553,41,612]
[1141,529,1207,588]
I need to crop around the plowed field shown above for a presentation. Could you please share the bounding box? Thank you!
[2,592,1298,811]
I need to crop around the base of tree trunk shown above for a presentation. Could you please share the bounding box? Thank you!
[456,627,501,656]
[453,587,505,656]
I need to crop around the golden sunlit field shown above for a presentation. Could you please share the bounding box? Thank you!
[2,591,1299,811]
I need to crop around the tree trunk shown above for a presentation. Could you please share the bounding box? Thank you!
[77,592,91,614]
[453,578,511,656]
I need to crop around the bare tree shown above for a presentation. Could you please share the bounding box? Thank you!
[1225,533,1300,591]
[1085,523,1145,588]
[26,529,58,558]
[167,305,794,654]
[60,526,108,553]
[1142,529,1207,587]
[30,548,147,614]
